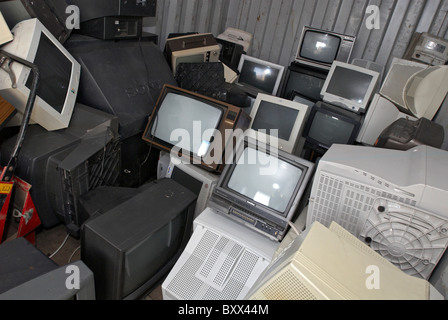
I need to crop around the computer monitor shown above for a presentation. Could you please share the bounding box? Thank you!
[209,136,315,241]
[165,33,221,75]
[0,104,121,236]
[246,93,310,155]
[142,85,251,174]
[403,65,448,120]
[295,26,356,70]
[165,160,220,219]
[280,62,329,103]
[246,221,437,300]
[306,144,448,279]
[81,178,197,300]
[237,54,285,96]
[302,101,363,154]
[0,18,80,131]
[321,61,379,114]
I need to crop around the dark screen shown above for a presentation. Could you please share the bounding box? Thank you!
[239,60,280,94]
[326,66,374,103]
[284,71,326,101]
[307,111,355,147]
[25,33,72,113]
[252,101,299,141]
[300,31,341,64]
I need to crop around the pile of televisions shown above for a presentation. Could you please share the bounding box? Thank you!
[1,2,448,301]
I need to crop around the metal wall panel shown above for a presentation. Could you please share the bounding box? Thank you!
[145,0,448,72]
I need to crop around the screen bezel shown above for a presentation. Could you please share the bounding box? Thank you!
[214,136,313,223]
[320,61,380,113]
[237,54,285,96]
[1,18,80,131]
[246,93,310,154]
[302,102,362,150]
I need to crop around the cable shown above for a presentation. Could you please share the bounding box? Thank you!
[49,233,70,259]
[68,246,81,263]
[288,221,300,236]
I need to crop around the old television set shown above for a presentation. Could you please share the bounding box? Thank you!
[142,85,251,174]
[302,101,362,158]
[82,178,197,300]
[165,33,221,75]
[0,18,80,131]
[295,26,356,70]
[307,144,448,280]
[236,54,285,97]
[165,160,220,219]
[405,32,448,66]
[321,61,380,114]
[208,136,315,241]
[280,62,329,106]
[246,93,310,155]
[0,104,121,236]
[246,222,438,300]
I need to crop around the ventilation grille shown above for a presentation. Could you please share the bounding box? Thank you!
[164,228,269,300]
[359,198,448,280]
[309,172,417,235]
[258,270,318,300]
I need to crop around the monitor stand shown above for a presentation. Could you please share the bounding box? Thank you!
[162,207,280,300]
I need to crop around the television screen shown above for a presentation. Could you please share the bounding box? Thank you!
[150,92,223,156]
[300,30,341,64]
[325,66,374,104]
[239,60,281,94]
[251,100,299,141]
[283,69,327,102]
[227,147,304,213]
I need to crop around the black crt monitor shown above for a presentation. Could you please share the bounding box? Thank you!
[302,101,362,158]
[280,62,329,105]
[209,137,315,241]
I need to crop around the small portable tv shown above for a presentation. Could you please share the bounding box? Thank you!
[321,61,380,114]
[142,85,251,173]
[165,33,221,75]
[209,136,315,241]
[302,101,363,154]
[237,54,285,96]
[295,26,356,70]
[166,160,220,219]
[246,93,310,155]
[405,32,448,66]
[0,18,80,131]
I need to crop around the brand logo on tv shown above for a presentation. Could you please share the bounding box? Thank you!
[125,81,164,98]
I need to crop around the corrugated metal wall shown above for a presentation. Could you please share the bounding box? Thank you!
[144,0,448,72]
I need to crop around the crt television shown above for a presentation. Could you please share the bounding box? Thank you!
[142,85,251,174]
[209,136,315,241]
[165,33,221,75]
[0,18,80,131]
[237,54,285,96]
[405,32,448,66]
[0,104,121,236]
[321,61,380,114]
[246,93,310,155]
[302,101,362,153]
[295,26,356,70]
[246,221,434,300]
[306,144,448,279]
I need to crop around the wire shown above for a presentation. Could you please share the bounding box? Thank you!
[68,246,81,263]
[288,221,300,236]
[49,233,70,259]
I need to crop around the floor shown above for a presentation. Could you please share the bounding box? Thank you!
[3,217,164,300]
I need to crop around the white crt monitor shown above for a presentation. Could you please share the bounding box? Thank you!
[0,18,80,131]
[165,159,220,219]
[237,54,285,96]
[321,61,379,114]
[246,221,438,300]
[247,93,310,155]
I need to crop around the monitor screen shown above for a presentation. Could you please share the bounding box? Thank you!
[300,30,341,64]
[251,100,299,141]
[150,91,224,156]
[226,146,304,213]
[326,66,374,104]
[283,70,326,102]
[307,110,356,147]
[238,56,284,95]
[25,33,72,113]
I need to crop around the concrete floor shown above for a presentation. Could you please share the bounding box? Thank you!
[4,218,163,300]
